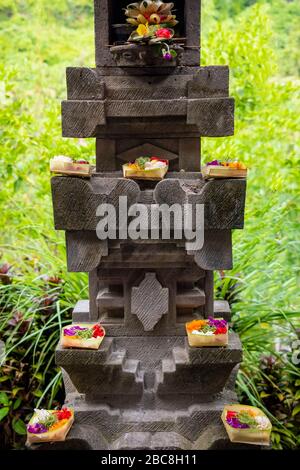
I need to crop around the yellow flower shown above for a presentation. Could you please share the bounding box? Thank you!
[136,22,149,37]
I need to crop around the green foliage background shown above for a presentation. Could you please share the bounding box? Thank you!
[0,0,299,449]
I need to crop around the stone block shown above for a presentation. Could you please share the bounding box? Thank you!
[61,97,234,138]
[187,98,234,136]
[51,176,140,230]
[66,231,108,272]
[154,178,247,230]
[188,66,229,98]
[66,67,105,100]
[62,100,106,137]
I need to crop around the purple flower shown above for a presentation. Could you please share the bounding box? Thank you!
[163,52,172,61]
[63,326,87,336]
[206,160,220,166]
[226,417,250,429]
[27,423,48,434]
[208,317,227,328]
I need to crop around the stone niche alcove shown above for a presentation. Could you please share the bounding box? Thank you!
[108,0,186,44]
[94,0,201,67]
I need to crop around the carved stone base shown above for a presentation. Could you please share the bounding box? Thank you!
[28,392,260,450]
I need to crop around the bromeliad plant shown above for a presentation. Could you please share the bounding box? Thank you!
[126,1,179,60]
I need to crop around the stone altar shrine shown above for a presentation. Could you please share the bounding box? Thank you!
[50,0,247,449]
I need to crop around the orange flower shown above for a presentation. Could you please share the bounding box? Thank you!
[49,418,68,432]
[222,161,247,169]
[128,163,139,170]
[186,319,207,332]
[246,408,258,417]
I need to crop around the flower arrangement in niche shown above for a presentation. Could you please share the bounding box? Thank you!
[26,408,74,444]
[221,404,272,446]
[123,156,169,180]
[125,1,179,61]
[125,1,178,27]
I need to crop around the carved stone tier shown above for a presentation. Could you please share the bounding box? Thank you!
[44,331,244,450]
[56,334,242,404]
[62,65,233,173]
[50,174,246,325]
[51,176,246,231]
[62,67,234,147]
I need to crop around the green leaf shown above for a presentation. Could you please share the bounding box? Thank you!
[12,387,23,397]
[0,392,9,406]
[34,372,43,381]
[0,407,9,421]
[13,397,22,410]
[0,376,10,383]
[294,390,300,400]
[292,404,300,417]
[12,418,27,435]
[260,391,271,398]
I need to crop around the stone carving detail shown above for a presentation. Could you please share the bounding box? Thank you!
[110,44,183,67]
[131,273,169,331]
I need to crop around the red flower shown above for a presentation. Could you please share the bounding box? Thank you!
[214,326,227,335]
[92,324,105,338]
[57,408,72,420]
[155,28,173,39]
[226,411,237,419]
[151,157,169,165]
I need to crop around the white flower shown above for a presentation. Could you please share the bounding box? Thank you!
[52,155,73,163]
[32,409,52,424]
[152,161,166,168]
[192,329,214,336]
[255,416,270,430]
[145,160,166,170]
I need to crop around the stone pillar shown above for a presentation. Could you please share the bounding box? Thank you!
[49,0,247,449]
